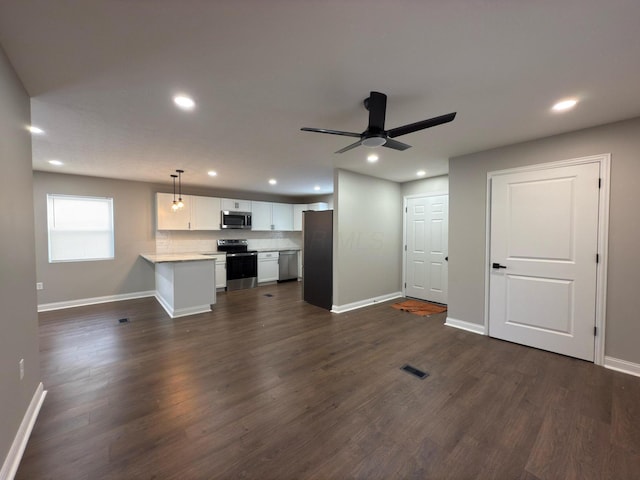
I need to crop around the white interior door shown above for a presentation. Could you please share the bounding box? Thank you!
[489,162,600,361]
[405,195,448,304]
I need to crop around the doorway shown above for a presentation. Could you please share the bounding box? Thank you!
[404,194,449,304]
[487,155,610,363]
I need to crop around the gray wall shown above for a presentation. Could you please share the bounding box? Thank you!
[0,46,41,468]
[449,116,640,365]
[333,169,402,306]
[298,193,334,208]
[401,174,448,197]
[33,172,323,305]
[156,183,309,204]
[33,172,158,305]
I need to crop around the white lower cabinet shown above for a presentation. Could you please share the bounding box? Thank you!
[215,256,226,290]
[258,251,279,283]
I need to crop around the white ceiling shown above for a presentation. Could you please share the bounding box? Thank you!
[1,0,640,196]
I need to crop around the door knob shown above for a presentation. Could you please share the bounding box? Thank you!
[492,262,507,269]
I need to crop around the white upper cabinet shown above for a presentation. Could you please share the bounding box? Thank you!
[157,192,192,230]
[293,204,308,231]
[251,201,272,231]
[251,201,293,231]
[157,193,221,230]
[191,196,221,230]
[157,193,303,232]
[308,202,329,211]
[221,198,251,212]
[272,203,293,231]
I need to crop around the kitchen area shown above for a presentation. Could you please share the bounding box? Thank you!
[142,193,329,318]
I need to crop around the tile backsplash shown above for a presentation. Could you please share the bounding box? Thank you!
[156,229,302,253]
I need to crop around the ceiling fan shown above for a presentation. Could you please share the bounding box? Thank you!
[301,91,456,154]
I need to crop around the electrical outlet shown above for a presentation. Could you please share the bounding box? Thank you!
[36,282,43,290]
[19,359,24,380]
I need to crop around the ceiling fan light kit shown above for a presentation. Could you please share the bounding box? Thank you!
[301,91,456,154]
[361,136,386,147]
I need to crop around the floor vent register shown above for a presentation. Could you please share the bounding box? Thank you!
[400,364,429,379]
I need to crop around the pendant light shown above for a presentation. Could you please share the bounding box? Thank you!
[176,169,185,209]
[170,174,179,211]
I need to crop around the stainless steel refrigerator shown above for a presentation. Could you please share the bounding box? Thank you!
[302,210,333,310]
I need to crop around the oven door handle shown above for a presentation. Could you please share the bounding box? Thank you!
[226,252,258,257]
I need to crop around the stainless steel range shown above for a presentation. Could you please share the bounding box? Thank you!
[217,239,257,291]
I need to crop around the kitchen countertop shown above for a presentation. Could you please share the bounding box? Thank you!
[141,249,298,263]
[140,253,222,264]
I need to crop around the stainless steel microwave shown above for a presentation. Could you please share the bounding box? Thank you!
[221,210,252,229]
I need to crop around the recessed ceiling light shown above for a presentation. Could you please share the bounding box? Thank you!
[552,98,578,112]
[367,154,379,163]
[27,126,44,134]
[173,95,195,110]
[207,170,217,177]
[48,160,64,166]
[314,185,321,191]
[417,170,426,177]
[269,179,277,185]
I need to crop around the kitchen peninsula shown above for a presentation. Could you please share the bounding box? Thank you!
[141,253,223,318]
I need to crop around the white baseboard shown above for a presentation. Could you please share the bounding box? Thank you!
[331,291,403,314]
[37,291,156,312]
[444,316,486,335]
[154,293,211,319]
[0,383,47,480]
[604,356,640,378]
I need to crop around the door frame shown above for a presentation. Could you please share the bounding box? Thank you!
[402,191,449,299]
[484,154,610,365]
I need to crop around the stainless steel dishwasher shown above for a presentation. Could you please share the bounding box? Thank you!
[277,250,298,282]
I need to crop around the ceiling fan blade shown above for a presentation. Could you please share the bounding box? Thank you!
[382,138,412,151]
[387,112,457,138]
[301,127,362,138]
[367,91,387,132]
[335,140,362,154]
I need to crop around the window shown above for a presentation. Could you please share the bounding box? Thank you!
[47,194,114,262]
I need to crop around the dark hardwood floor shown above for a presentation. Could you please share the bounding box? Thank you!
[17,282,640,479]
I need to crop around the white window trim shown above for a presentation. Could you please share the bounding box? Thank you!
[46,194,115,263]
